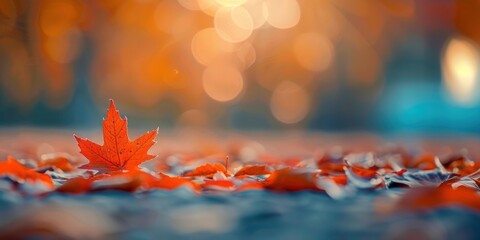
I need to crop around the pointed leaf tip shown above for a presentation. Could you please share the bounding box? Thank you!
[108,99,116,111]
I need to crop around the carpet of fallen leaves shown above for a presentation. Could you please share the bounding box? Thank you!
[1,101,480,239]
[2,136,480,208]
[1,131,480,239]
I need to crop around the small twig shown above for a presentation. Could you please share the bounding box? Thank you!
[225,155,229,170]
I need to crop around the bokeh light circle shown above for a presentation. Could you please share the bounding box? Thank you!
[202,63,244,102]
[264,0,300,29]
[293,32,334,72]
[191,28,234,66]
[270,81,310,124]
[214,7,253,43]
[442,37,480,105]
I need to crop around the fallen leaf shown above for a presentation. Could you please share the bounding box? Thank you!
[201,180,235,190]
[156,173,197,190]
[38,157,74,172]
[74,100,158,173]
[0,156,54,188]
[412,154,436,170]
[394,185,480,212]
[234,165,270,176]
[236,181,264,191]
[326,175,348,186]
[91,170,159,192]
[264,168,320,191]
[184,163,228,178]
[56,177,93,194]
[350,166,377,178]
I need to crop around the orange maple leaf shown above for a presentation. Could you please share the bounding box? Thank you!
[74,100,158,172]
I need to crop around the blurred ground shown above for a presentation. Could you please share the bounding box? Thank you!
[1,187,480,239]
[1,129,480,239]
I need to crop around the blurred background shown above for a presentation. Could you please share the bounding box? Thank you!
[0,0,479,133]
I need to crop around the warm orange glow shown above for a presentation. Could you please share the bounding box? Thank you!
[0,0,435,123]
[191,28,234,66]
[214,7,253,43]
[0,0,16,18]
[270,81,310,124]
[155,1,196,35]
[177,0,201,11]
[0,37,38,106]
[198,0,222,16]
[43,29,82,64]
[442,37,480,105]
[39,1,81,37]
[0,0,17,33]
[236,42,256,69]
[178,109,209,128]
[293,32,334,72]
[37,0,86,108]
[264,0,301,29]
[203,63,244,102]
[242,0,267,29]
[215,0,248,7]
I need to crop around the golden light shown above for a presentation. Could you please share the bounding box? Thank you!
[242,0,268,29]
[270,81,310,124]
[442,37,480,105]
[36,0,85,108]
[0,0,15,17]
[1,0,431,126]
[264,0,301,29]
[39,0,80,37]
[214,6,253,43]
[215,0,248,7]
[155,1,194,35]
[198,0,222,16]
[0,37,38,107]
[293,32,334,72]
[178,109,209,128]
[202,63,244,102]
[177,0,201,11]
[236,42,256,69]
[43,29,82,64]
[191,28,235,66]
[0,0,17,33]
[231,6,253,30]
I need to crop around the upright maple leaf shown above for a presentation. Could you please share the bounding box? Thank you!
[74,100,158,172]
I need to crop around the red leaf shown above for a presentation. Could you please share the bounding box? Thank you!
[326,175,348,186]
[236,181,264,191]
[395,186,480,212]
[413,154,436,170]
[0,156,54,188]
[350,166,377,178]
[156,173,197,190]
[56,177,93,194]
[74,100,158,173]
[202,180,235,190]
[264,168,320,191]
[38,157,74,172]
[234,165,270,176]
[91,170,159,192]
[184,163,228,178]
